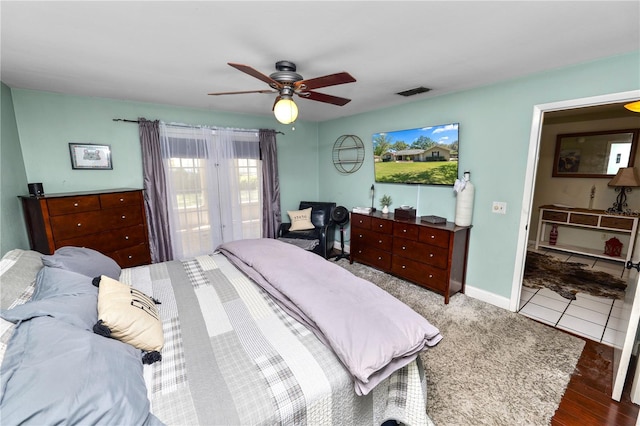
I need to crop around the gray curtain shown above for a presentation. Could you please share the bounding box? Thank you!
[139,118,173,262]
[259,129,281,238]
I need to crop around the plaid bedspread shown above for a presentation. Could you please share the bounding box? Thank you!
[0,250,40,363]
[120,252,434,426]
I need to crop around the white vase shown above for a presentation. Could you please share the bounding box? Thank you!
[455,172,475,226]
[382,205,389,214]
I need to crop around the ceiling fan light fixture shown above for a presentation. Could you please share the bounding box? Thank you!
[624,100,640,113]
[209,61,355,121]
[274,97,298,124]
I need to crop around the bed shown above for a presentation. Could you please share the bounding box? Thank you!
[0,239,441,425]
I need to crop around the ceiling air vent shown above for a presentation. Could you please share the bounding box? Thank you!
[396,86,431,97]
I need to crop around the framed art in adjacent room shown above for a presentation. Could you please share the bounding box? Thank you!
[69,143,112,170]
[552,129,639,178]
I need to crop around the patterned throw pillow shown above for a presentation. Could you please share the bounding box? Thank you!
[93,275,163,359]
[287,207,314,231]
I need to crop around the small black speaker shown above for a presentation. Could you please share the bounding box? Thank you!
[28,182,44,197]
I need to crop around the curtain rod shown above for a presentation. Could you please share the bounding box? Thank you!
[112,118,284,135]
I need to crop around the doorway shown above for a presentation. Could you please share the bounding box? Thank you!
[511,90,640,313]
[516,100,639,343]
[511,90,640,402]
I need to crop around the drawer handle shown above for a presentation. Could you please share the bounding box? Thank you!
[429,253,434,257]
[379,224,383,228]
[378,256,382,260]
[402,265,406,269]
[359,234,363,238]
[74,203,79,207]
[429,274,433,278]
[431,235,435,239]
[403,229,407,233]
[125,236,129,240]
[128,255,133,259]
[358,250,362,254]
[77,223,82,227]
[378,240,382,244]
[121,215,126,219]
[120,198,124,202]
[402,246,406,250]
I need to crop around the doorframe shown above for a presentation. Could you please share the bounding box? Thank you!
[509,89,640,312]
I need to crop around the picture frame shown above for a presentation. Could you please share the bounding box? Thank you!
[552,129,639,178]
[69,143,112,170]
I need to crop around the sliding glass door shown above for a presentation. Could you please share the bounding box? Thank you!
[160,124,262,259]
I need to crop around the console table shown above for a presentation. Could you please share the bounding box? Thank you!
[535,205,639,264]
[350,212,471,304]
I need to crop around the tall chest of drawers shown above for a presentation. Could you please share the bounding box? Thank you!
[20,188,151,268]
[350,212,471,304]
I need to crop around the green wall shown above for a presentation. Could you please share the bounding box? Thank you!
[317,51,640,301]
[5,50,640,304]
[1,82,30,255]
[10,90,320,215]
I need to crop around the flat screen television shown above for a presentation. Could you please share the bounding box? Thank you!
[373,123,459,185]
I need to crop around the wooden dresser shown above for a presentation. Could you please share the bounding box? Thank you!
[20,188,151,268]
[350,212,471,303]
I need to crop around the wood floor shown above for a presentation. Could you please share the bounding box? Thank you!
[552,337,639,425]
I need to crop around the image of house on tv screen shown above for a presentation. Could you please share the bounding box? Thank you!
[373,123,459,185]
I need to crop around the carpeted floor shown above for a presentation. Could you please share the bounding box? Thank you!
[336,259,586,426]
[523,251,626,300]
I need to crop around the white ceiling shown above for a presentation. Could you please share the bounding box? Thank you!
[1,1,639,123]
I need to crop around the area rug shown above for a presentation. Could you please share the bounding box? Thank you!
[523,251,626,300]
[336,259,585,426]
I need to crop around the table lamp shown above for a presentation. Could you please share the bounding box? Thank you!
[608,167,640,213]
[370,184,376,212]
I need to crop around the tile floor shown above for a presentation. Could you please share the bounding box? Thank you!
[518,245,630,348]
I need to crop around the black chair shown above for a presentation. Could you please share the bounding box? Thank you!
[278,201,336,259]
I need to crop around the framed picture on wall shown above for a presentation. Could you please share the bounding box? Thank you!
[69,143,112,170]
[552,129,639,178]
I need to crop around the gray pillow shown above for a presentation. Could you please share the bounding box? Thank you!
[1,267,98,330]
[0,316,162,425]
[41,246,121,280]
[32,265,98,301]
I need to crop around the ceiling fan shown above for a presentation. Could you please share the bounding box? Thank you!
[208,61,356,124]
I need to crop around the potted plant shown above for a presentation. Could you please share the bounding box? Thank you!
[380,194,392,214]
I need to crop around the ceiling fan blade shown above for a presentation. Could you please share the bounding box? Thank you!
[208,89,276,96]
[295,72,356,91]
[228,63,282,89]
[298,91,352,106]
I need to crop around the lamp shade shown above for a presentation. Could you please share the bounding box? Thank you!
[273,98,298,124]
[608,167,640,187]
[624,100,640,113]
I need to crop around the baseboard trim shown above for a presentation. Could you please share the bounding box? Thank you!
[465,285,512,310]
[334,241,350,253]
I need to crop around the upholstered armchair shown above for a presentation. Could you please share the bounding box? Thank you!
[277,201,336,259]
